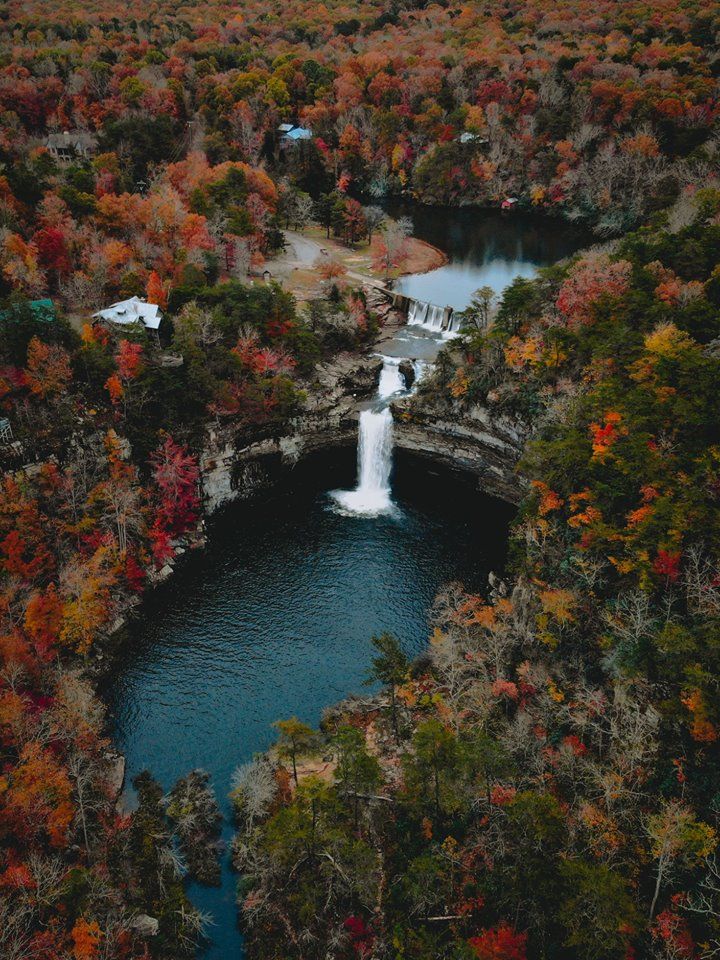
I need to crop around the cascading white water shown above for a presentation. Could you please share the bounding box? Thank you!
[330,407,394,516]
[407,299,430,327]
[429,304,444,330]
[412,359,429,386]
[378,357,405,398]
[330,358,406,516]
[443,310,463,338]
[406,297,458,335]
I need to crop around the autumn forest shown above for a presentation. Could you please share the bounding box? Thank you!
[1,1,720,959]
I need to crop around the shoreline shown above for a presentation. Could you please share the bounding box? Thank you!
[266,225,448,300]
[399,236,448,277]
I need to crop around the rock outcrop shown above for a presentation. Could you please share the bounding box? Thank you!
[200,352,382,512]
[398,360,416,389]
[391,400,528,504]
[201,345,527,512]
[130,915,160,938]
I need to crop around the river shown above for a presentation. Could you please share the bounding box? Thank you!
[103,207,587,958]
[104,453,513,957]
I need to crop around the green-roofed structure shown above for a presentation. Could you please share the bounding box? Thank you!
[0,298,56,322]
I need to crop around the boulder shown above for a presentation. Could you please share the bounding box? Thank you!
[398,360,416,389]
[103,751,125,804]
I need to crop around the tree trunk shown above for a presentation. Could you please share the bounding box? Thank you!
[390,684,399,742]
[649,856,666,920]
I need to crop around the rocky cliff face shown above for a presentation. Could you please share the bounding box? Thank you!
[392,400,528,504]
[200,282,528,512]
[200,352,383,512]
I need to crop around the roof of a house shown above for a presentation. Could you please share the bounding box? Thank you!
[278,123,295,132]
[46,130,97,151]
[0,299,56,322]
[29,298,56,317]
[282,126,312,141]
[93,296,162,330]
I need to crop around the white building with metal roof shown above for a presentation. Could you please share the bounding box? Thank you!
[93,297,162,331]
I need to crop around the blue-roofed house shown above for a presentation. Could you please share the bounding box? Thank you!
[280,125,313,147]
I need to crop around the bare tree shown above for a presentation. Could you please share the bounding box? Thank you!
[683,545,720,618]
[230,102,262,163]
[688,855,720,958]
[174,301,222,350]
[293,192,315,232]
[647,801,716,920]
[231,756,278,832]
[362,205,386,244]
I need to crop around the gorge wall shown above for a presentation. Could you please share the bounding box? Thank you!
[200,351,527,512]
[200,352,383,512]
[392,400,527,505]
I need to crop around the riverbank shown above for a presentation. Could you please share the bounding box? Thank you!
[262,225,447,300]
[23,205,580,960]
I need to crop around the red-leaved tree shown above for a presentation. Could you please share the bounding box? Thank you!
[150,436,200,538]
[469,924,528,960]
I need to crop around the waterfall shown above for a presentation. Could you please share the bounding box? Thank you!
[330,358,404,516]
[407,299,430,327]
[330,407,394,516]
[428,304,444,330]
[445,310,460,335]
[406,297,456,334]
[412,359,429,386]
[378,357,405,398]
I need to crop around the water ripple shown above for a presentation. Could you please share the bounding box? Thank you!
[103,459,513,959]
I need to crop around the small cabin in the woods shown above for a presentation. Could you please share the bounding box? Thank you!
[45,130,97,164]
[278,124,312,146]
[0,298,56,327]
[93,297,162,332]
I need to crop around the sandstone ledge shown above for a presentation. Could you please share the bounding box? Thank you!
[392,402,527,505]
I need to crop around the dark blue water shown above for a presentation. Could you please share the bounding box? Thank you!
[104,451,514,958]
